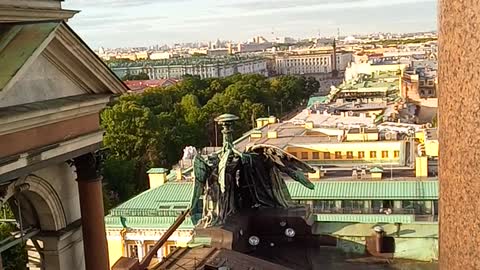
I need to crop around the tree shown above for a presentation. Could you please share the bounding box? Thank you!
[304,77,320,96]
[122,72,149,81]
[0,206,27,270]
[102,159,137,203]
[101,73,317,203]
[101,97,159,164]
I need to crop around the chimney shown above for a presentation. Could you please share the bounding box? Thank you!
[308,167,321,181]
[256,118,269,128]
[267,130,278,139]
[176,167,183,181]
[268,116,277,124]
[415,156,428,178]
[147,168,169,189]
[250,129,262,140]
[370,167,384,180]
[305,121,314,129]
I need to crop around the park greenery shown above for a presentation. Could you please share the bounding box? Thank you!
[121,72,149,81]
[100,74,319,205]
[0,205,27,270]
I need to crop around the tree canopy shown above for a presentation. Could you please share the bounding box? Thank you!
[0,206,27,270]
[122,72,150,81]
[101,74,319,202]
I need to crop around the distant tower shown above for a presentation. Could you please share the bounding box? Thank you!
[331,38,338,78]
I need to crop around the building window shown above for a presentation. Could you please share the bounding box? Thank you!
[312,152,320,160]
[394,150,400,158]
[323,152,331,159]
[358,151,365,158]
[290,152,297,157]
[147,245,158,258]
[382,151,389,158]
[346,151,353,159]
[342,200,365,210]
[372,200,383,211]
[313,200,336,212]
[168,245,177,254]
[370,151,377,158]
[402,201,428,214]
[301,152,308,160]
[335,151,342,159]
[127,244,138,258]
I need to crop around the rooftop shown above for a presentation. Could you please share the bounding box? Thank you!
[290,110,376,128]
[105,179,438,229]
[107,55,266,68]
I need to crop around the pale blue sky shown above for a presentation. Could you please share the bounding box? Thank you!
[64,0,437,48]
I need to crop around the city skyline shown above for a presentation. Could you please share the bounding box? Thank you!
[64,0,437,48]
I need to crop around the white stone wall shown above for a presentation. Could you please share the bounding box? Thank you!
[0,54,85,107]
[33,163,81,225]
[274,53,354,75]
[126,59,268,79]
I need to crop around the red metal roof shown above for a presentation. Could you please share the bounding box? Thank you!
[125,79,179,93]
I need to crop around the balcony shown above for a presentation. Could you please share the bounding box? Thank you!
[311,207,438,223]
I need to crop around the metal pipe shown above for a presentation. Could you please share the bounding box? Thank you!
[138,209,191,270]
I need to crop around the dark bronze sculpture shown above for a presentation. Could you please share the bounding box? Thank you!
[190,114,315,227]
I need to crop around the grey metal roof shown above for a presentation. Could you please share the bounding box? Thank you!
[0,21,59,91]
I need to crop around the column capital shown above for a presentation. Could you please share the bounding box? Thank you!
[73,153,102,182]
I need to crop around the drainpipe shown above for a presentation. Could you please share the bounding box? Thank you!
[373,226,384,253]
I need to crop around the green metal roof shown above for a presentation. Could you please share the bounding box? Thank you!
[307,96,329,108]
[0,22,59,91]
[105,216,194,229]
[289,180,438,200]
[314,214,415,223]
[106,180,438,229]
[109,180,438,216]
[147,168,169,174]
[370,167,384,173]
[113,182,193,211]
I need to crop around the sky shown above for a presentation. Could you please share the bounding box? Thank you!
[63,0,438,49]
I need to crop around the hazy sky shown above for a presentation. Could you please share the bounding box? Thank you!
[64,0,437,48]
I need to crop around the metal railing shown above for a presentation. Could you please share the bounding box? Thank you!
[311,207,416,215]
[109,208,188,217]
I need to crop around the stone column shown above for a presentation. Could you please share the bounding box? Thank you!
[439,1,480,269]
[136,241,144,261]
[393,201,402,211]
[74,153,109,270]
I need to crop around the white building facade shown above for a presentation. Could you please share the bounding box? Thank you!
[274,52,353,75]
[111,59,268,79]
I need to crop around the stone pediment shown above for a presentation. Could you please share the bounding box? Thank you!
[0,21,127,108]
[0,1,78,23]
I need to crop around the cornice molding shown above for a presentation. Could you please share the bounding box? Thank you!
[0,7,78,22]
[0,95,111,136]
[55,23,128,94]
[0,131,104,179]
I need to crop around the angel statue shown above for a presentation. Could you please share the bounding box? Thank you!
[190,114,315,228]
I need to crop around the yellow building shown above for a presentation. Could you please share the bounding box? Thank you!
[424,128,438,157]
[105,175,194,268]
[286,140,406,165]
